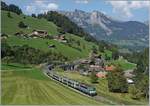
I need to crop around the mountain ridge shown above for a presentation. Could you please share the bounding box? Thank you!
[59,9,149,51]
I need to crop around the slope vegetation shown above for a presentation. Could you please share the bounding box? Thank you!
[1,11,58,35]
[2,10,98,60]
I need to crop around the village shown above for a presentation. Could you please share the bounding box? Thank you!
[11,29,135,84]
[55,51,135,84]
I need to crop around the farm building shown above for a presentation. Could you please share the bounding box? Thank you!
[105,65,115,71]
[30,30,48,37]
[54,35,67,43]
[96,71,107,78]
[89,65,104,72]
[124,69,135,78]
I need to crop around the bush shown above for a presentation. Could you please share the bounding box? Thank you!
[31,14,36,18]
[7,12,12,18]
[18,21,27,28]
[1,33,8,37]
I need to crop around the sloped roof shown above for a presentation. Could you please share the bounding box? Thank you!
[96,72,106,78]
[105,65,115,71]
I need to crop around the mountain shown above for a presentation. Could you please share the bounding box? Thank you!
[60,9,149,51]
[144,20,149,26]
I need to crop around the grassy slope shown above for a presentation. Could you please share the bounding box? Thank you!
[5,36,89,60]
[1,11,58,35]
[1,63,104,105]
[112,58,136,70]
[2,10,98,60]
[56,71,148,105]
[107,57,136,70]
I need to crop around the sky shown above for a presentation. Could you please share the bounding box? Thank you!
[3,0,150,22]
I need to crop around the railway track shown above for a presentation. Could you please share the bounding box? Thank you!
[42,64,120,105]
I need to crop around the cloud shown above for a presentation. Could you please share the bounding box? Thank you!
[47,3,58,10]
[25,1,59,14]
[26,5,36,14]
[107,1,150,18]
[75,0,89,4]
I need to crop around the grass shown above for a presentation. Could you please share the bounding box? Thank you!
[109,57,136,70]
[1,11,58,35]
[2,10,99,60]
[5,35,95,60]
[56,70,148,105]
[104,50,112,59]
[1,63,104,105]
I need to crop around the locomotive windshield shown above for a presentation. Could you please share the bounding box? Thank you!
[88,87,96,91]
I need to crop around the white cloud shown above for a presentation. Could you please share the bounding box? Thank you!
[25,1,59,14]
[107,1,150,18]
[26,5,36,14]
[47,3,58,10]
[75,0,89,4]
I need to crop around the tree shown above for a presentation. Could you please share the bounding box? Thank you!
[112,50,119,60]
[76,40,80,46]
[31,14,36,18]
[7,12,12,18]
[90,70,98,83]
[1,1,9,11]
[1,33,8,38]
[82,44,85,49]
[105,53,111,60]
[132,48,149,99]
[18,21,27,28]
[137,75,149,99]
[2,56,13,64]
[57,27,66,34]
[92,45,97,54]
[9,4,22,15]
[98,44,104,52]
[107,66,128,93]
[1,1,22,15]
[1,41,13,58]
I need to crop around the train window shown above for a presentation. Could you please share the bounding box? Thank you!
[80,85,87,89]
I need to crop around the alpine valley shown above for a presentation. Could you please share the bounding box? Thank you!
[60,9,149,52]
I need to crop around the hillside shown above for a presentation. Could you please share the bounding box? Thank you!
[1,11,58,35]
[1,10,98,60]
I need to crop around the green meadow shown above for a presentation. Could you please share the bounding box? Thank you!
[1,63,104,105]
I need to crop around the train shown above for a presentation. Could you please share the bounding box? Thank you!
[46,71,97,96]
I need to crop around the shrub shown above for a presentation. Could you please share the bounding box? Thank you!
[18,21,27,28]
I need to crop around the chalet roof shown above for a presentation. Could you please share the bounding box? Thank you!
[105,65,115,71]
[33,30,47,33]
[96,72,106,78]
